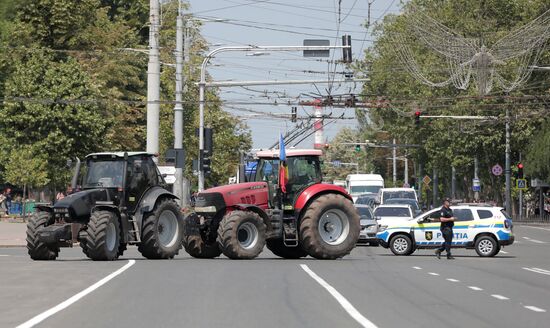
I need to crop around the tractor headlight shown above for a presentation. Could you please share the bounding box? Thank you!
[194,206,217,213]
[54,208,68,214]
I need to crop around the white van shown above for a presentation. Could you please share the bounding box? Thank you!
[379,187,418,204]
[346,174,384,202]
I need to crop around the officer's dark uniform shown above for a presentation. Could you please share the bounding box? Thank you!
[436,205,454,259]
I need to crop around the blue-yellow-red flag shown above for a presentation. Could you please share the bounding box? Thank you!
[278,134,288,193]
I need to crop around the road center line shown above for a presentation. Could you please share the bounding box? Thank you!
[16,259,136,328]
[468,286,483,291]
[491,294,509,300]
[524,306,547,313]
[428,272,439,276]
[300,264,377,328]
[523,267,550,276]
[522,226,550,232]
[446,278,460,282]
[412,266,422,270]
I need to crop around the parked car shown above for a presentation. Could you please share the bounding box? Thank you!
[376,204,514,257]
[384,198,422,216]
[373,204,414,228]
[355,204,378,246]
[378,188,418,204]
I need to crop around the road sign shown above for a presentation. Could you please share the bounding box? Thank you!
[422,175,431,185]
[332,160,341,167]
[516,178,528,190]
[492,164,503,176]
[472,178,481,192]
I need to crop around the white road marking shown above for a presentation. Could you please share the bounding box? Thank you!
[0,255,10,257]
[523,267,550,276]
[500,250,508,254]
[522,236,531,240]
[468,286,483,291]
[491,294,509,300]
[524,306,547,313]
[300,264,377,328]
[16,260,135,328]
[428,272,439,276]
[412,266,422,270]
[522,226,550,232]
[446,278,460,282]
[522,236,546,244]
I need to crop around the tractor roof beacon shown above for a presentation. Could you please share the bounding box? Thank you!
[183,148,360,260]
[26,152,184,261]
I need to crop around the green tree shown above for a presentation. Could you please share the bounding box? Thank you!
[4,146,50,199]
[0,51,109,188]
[526,119,550,182]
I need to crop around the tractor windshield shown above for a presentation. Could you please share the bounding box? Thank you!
[254,156,322,190]
[84,160,124,188]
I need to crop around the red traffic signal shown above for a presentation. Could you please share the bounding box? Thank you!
[517,163,524,179]
[517,163,523,169]
[414,111,421,125]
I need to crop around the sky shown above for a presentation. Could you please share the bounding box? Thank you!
[185,0,402,149]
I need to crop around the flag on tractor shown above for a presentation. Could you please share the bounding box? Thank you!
[279,133,289,193]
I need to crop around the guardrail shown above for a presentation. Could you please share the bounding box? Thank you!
[514,213,550,223]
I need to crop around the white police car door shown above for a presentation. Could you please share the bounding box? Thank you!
[413,209,444,246]
[450,208,475,246]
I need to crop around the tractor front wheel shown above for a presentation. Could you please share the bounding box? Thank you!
[85,210,121,261]
[138,199,184,259]
[266,239,308,259]
[299,194,360,259]
[26,211,59,260]
[217,211,266,259]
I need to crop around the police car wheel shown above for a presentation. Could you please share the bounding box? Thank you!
[390,234,413,256]
[475,235,500,257]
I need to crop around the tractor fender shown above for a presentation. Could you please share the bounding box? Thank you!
[230,204,271,226]
[35,204,53,213]
[134,186,179,231]
[91,205,129,243]
[294,184,352,217]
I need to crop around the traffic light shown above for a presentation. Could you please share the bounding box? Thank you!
[342,34,352,63]
[291,107,297,122]
[201,152,211,176]
[414,111,421,126]
[517,163,524,179]
[355,144,361,152]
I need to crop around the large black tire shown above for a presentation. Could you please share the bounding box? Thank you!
[85,211,121,261]
[389,234,413,256]
[26,211,58,260]
[266,239,308,259]
[138,199,184,259]
[475,235,500,257]
[299,194,360,259]
[217,211,266,259]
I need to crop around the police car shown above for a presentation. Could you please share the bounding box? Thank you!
[376,204,514,257]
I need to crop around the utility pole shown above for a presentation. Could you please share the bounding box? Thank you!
[146,0,161,157]
[433,168,438,207]
[181,18,191,205]
[392,138,397,186]
[505,106,512,214]
[474,157,479,201]
[519,152,523,220]
[404,157,409,185]
[451,166,456,199]
[172,1,185,206]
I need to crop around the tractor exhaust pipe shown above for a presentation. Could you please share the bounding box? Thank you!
[70,157,81,190]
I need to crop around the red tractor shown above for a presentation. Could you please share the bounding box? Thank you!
[183,149,360,259]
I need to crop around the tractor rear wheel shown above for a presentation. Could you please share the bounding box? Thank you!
[138,199,184,259]
[217,211,266,259]
[26,211,59,260]
[299,194,360,259]
[85,210,121,261]
[266,239,308,259]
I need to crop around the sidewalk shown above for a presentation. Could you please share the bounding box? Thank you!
[0,220,27,247]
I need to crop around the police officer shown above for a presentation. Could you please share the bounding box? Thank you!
[435,198,455,260]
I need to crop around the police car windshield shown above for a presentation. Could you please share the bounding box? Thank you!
[374,207,411,217]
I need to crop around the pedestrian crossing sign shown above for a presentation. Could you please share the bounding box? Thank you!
[516,178,528,190]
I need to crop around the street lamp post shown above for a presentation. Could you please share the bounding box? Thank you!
[197,44,351,191]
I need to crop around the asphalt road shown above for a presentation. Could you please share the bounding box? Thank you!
[1,225,549,328]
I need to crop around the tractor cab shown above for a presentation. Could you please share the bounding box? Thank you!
[254,149,323,208]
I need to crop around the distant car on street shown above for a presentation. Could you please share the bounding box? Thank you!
[384,198,422,216]
[355,204,378,246]
[378,187,418,204]
[373,204,414,228]
[376,204,514,257]
[355,193,377,208]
